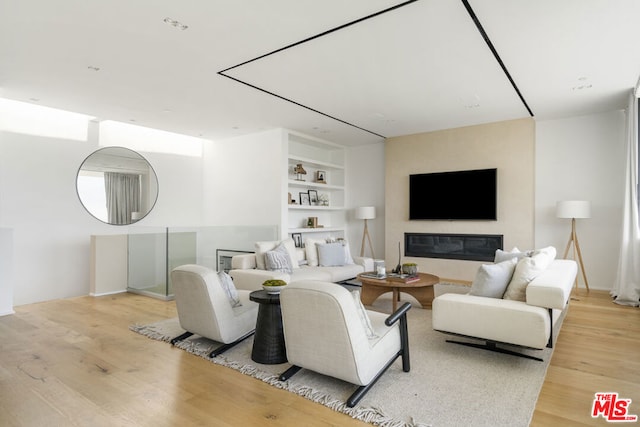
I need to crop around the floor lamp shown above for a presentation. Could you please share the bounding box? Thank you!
[355,206,376,259]
[556,200,590,292]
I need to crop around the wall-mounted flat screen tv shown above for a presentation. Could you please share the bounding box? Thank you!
[409,168,497,220]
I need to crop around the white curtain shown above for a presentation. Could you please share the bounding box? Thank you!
[104,172,141,225]
[612,91,640,306]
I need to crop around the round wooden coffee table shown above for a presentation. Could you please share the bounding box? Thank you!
[357,272,439,312]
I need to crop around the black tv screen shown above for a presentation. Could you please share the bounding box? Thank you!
[409,168,497,220]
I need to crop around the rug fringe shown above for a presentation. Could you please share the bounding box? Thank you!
[129,322,423,427]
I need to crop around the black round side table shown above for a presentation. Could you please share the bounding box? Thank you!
[249,290,287,364]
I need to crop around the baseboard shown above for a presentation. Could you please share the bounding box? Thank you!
[90,290,127,297]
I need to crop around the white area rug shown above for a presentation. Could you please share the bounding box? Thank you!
[130,287,556,427]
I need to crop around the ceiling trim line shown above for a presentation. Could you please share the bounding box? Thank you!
[461,0,534,117]
[219,0,420,74]
[220,73,387,138]
[218,0,421,139]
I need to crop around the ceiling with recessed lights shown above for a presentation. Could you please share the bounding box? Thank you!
[0,0,639,146]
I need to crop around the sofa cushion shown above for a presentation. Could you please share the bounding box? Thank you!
[264,242,294,274]
[315,264,365,282]
[503,246,556,302]
[469,258,518,298]
[289,267,333,282]
[432,292,552,349]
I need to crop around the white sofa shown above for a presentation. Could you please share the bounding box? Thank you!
[229,239,373,291]
[432,258,578,361]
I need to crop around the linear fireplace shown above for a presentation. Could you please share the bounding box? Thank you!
[405,233,503,262]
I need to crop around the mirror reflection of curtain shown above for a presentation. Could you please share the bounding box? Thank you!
[104,172,141,225]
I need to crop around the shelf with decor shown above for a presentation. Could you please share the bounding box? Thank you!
[288,205,343,211]
[284,130,347,241]
[287,180,344,191]
[288,227,344,234]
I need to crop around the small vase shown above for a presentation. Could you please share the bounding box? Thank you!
[402,264,417,275]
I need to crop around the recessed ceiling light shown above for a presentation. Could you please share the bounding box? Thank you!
[572,76,593,90]
[164,17,188,30]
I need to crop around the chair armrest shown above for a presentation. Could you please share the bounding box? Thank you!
[385,302,412,326]
[353,256,374,271]
[385,302,411,372]
[231,254,256,270]
[526,260,577,310]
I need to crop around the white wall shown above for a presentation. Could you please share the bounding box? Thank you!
[535,110,626,290]
[345,141,386,260]
[0,228,14,315]
[204,129,283,231]
[0,130,204,306]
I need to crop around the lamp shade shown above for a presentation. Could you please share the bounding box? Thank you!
[556,200,591,219]
[355,206,376,220]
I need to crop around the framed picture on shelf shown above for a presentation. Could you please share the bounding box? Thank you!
[308,190,319,205]
[291,233,302,248]
[299,192,310,205]
[316,170,327,183]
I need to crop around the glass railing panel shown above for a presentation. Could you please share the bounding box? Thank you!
[127,227,168,298]
[127,225,279,300]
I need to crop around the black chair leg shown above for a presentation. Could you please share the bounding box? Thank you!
[209,330,255,358]
[170,331,193,345]
[278,365,302,381]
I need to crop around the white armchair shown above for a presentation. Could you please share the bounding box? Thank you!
[170,264,258,357]
[278,280,411,407]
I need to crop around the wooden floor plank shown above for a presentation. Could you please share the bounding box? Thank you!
[0,290,637,426]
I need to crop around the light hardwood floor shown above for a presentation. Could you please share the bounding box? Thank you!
[0,289,637,426]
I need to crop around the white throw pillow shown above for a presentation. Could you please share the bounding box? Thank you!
[304,237,325,267]
[264,243,293,274]
[255,239,299,270]
[217,271,242,307]
[469,258,518,298]
[503,246,556,301]
[494,247,531,263]
[352,290,378,339]
[317,242,347,267]
[255,240,278,270]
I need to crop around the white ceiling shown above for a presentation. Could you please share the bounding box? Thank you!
[1,0,639,146]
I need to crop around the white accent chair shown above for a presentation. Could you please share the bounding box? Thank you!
[278,280,411,407]
[170,264,258,357]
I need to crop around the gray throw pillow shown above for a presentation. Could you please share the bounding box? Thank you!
[317,242,346,267]
[264,243,293,274]
[217,271,242,307]
[469,258,518,298]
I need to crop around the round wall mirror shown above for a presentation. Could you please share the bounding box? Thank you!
[76,147,158,225]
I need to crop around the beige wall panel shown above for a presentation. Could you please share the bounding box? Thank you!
[385,118,535,281]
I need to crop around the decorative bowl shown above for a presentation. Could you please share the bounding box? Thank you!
[262,284,287,294]
[262,279,287,294]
